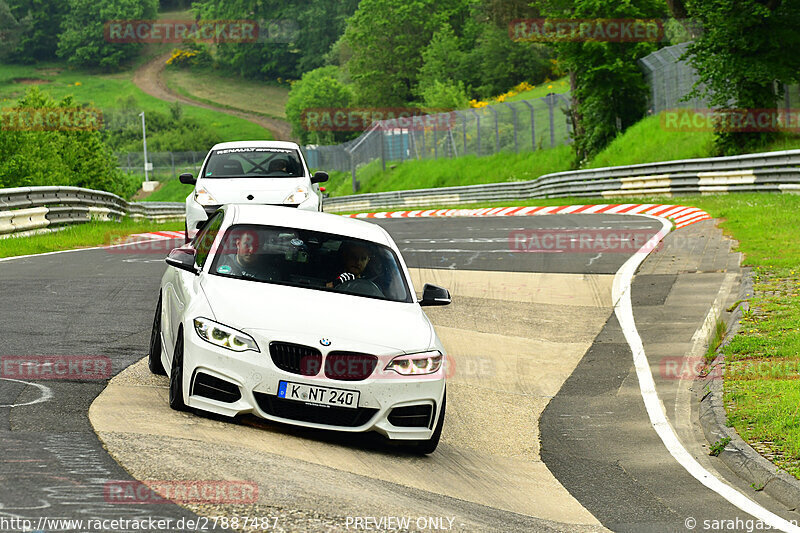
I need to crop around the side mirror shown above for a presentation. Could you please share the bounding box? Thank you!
[179,173,196,185]
[311,171,329,184]
[419,284,451,307]
[166,247,198,274]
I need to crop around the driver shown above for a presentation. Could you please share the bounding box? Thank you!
[218,229,261,279]
[327,242,371,288]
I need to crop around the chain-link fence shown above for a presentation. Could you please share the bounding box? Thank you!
[116,151,206,180]
[639,42,709,114]
[639,42,800,113]
[303,93,572,193]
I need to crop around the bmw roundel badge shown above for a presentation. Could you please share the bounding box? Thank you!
[319,338,331,347]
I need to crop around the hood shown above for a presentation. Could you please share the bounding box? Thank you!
[200,275,433,353]
[198,177,307,205]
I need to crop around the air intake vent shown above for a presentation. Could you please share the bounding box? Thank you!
[388,404,434,428]
[324,352,378,381]
[191,372,241,403]
[269,342,322,376]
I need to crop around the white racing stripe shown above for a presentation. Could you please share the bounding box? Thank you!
[612,215,800,533]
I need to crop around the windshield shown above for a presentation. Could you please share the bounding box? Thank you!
[203,147,304,178]
[208,225,413,303]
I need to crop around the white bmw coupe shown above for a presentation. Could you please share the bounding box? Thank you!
[149,204,451,453]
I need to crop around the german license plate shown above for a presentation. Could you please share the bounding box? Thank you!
[277,381,359,409]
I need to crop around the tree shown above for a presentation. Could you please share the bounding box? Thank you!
[193,0,359,80]
[56,0,158,70]
[285,66,355,145]
[683,0,800,154]
[343,0,470,106]
[5,0,66,62]
[543,0,667,164]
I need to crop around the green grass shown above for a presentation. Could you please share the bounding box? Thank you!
[144,177,192,202]
[587,114,715,168]
[0,219,183,259]
[325,146,573,197]
[164,67,290,119]
[0,62,273,143]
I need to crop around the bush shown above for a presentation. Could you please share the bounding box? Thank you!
[57,0,158,70]
[0,87,129,197]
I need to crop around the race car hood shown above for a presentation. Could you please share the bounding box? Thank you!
[197,177,308,205]
[200,275,433,353]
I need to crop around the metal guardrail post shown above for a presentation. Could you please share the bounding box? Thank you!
[470,109,481,156]
[504,102,519,153]
[380,128,386,172]
[546,93,556,148]
[520,100,535,151]
[488,105,499,153]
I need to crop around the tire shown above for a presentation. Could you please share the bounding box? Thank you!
[169,331,188,411]
[408,391,446,455]
[148,295,166,375]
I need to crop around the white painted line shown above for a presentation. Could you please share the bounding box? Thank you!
[612,215,800,533]
[0,378,53,407]
[0,236,170,264]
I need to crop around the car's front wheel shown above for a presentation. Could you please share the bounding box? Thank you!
[148,295,166,375]
[408,391,446,455]
[169,331,187,411]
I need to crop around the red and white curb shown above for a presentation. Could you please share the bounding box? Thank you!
[128,230,186,241]
[344,204,711,229]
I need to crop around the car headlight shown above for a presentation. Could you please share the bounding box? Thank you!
[385,350,443,376]
[194,187,218,206]
[193,318,259,353]
[283,185,309,205]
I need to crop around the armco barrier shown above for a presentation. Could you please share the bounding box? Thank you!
[321,149,800,212]
[0,186,184,236]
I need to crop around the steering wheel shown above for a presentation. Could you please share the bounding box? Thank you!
[334,278,384,298]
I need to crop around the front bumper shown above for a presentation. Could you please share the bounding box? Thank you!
[180,328,446,441]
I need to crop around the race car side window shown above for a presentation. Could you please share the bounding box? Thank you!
[195,212,224,269]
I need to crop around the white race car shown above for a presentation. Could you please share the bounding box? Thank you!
[179,141,328,241]
[149,205,451,453]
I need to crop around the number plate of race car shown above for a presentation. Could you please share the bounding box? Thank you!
[278,381,360,409]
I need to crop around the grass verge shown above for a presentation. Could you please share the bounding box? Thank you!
[0,62,273,143]
[163,67,290,120]
[322,114,800,199]
[0,219,183,259]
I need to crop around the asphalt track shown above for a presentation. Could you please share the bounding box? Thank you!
[0,214,797,532]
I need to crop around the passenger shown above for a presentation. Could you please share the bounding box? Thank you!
[327,242,371,287]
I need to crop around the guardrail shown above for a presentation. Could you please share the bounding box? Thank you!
[322,149,800,212]
[0,186,184,236]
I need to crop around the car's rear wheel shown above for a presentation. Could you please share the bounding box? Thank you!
[148,295,166,375]
[407,391,446,455]
[169,331,187,411]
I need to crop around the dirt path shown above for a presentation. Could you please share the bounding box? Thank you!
[132,52,294,141]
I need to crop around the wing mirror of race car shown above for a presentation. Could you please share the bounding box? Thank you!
[166,247,199,274]
[179,173,197,185]
[311,171,329,184]
[419,284,452,307]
